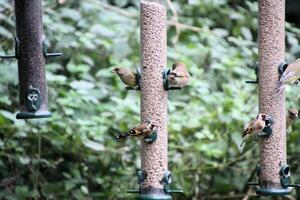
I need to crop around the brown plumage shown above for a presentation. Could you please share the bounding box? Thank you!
[112,67,138,88]
[115,121,157,140]
[168,63,190,88]
[240,114,267,147]
[277,58,300,95]
[286,108,298,130]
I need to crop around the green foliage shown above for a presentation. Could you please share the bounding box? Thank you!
[0,0,300,199]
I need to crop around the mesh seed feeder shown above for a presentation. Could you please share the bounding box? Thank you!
[0,0,61,119]
[247,0,300,195]
[125,0,183,199]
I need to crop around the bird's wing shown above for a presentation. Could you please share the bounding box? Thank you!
[133,124,148,135]
[243,126,252,137]
[126,128,140,136]
[279,71,298,85]
[243,120,255,137]
[129,71,137,79]
[286,59,300,72]
[240,134,250,147]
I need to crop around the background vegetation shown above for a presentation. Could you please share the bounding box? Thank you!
[0,0,300,199]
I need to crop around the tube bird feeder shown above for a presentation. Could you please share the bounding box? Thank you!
[14,0,51,119]
[139,0,170,199]
[256,0,291,195]
[0,0,61,119]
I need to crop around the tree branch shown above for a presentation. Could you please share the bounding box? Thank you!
[94,1,208,33]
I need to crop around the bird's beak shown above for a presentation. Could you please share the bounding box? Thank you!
[111,69,116,73]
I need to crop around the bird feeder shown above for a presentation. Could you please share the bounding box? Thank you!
[248,0,298,195]
[0,0,61,119]
[128,0,171,199]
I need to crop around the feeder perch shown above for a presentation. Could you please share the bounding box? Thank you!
[280,165,290,188]
[278,62,288,77]
[256,163,261,177]
[163,68,181,91]
[128,170,183,200]
[161,170,183,195]
[137,170,147,184]
[257,114,273,137]
[42,37,62,58]
[0,35,20,59]
[245,62,259,84]
[126,68,141,91]
[247,163,261,186]
[279,164,300,189]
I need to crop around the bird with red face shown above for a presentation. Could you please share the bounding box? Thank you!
[240,113,268,147]
[115,121,157,140]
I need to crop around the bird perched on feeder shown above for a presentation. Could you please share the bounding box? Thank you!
[168,63,190,88]
[111,67,139,89]
[240,113,269,147]
[286,108,298,131]
[115,121,157,140]
[277,58,300,95]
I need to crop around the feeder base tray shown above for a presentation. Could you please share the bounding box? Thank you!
[256,187,292,196]
[16,110,52,119]
[137,194,172,200]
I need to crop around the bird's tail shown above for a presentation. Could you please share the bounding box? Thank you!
[275,84,285,96]
[240,135,250,147]
[115,131,131,140]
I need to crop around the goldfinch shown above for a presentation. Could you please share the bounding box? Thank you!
[240,113,268,147]
[115,121,157,140]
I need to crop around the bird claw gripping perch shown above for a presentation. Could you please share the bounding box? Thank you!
[163,68,182,91]
[126,68,141,91]
[247,163,261,186]
[245,62,259,84]
[258,114,273,137]
[0,34,20,59]
[42,36,62,58]
[126,170,147,194]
